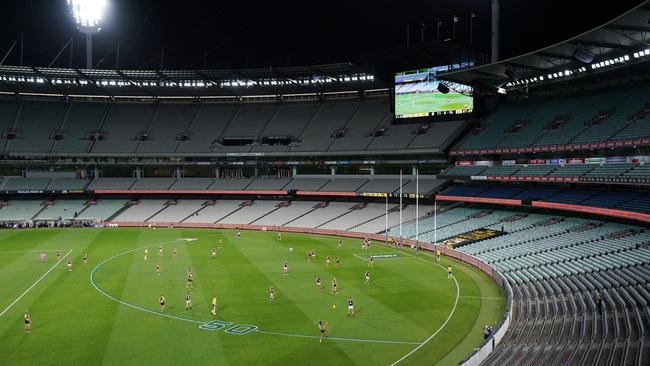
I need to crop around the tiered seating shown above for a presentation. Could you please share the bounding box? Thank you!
[356,178,404,194]
[76,200,127,221]
[0,177,51,191]
[514,165,557,176]
[293,99,359,152]
[169,178,215,190]
[112,200,168,222]
[481,165,521,176]
[455,84,650,153]
[253,201,318,226]
[92,103,157,153]
[46,178,90,191]
[443,184,650,216]
[498,96,585,148]
[52,102,107,153]
[399,178,447,195]
[535,89,626,146]
[510,187,563,200]
[218,200,284,224]
[148,200,206,222]
[8,101,68,153]
[407,120,465,150]
[0,201,44,221]
[288,202,357,228]
[460,100,539,149]
[130,178,176,190]
[329,98,389,151]
[613,117,650,140]
[480,186,525,198]
[388,207,481,238]
[572,86,650,144]
[252,102,320,152]
[443,165,486,176]
[420,210,513,242]
[136,104,198,153]
[543,189,597,204]
[244,178,291,190]
[282,178,329,191]
[319,178,368,192]
[320,203,388,230]
[175,104,239,153]
[584,163,634,177]
[625,164,650,178]
[182,200,245,223]
[618,195,650,214]
[35,200,87,220]
[0,100,20,149]
[443,185,488,196]
[581,191,642,208]
[208,179,253,190]
[0,95,464,155]
[352,204,435,233]
[87,178,136,190]
[218,104,280,153]
[454,216,650,366]
[549,164,593,176]
[461,217,586,257]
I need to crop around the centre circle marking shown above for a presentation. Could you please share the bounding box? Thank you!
[89,232,457,348]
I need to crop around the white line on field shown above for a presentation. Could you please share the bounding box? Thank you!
[90,234,424,346]
[255,329,421,345]
[352,253,411,262]
[460,295,503,300]
[372,243,461,366]
[0,249,73,318]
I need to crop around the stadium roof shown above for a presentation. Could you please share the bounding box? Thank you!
[0,62,386,98]
[438,0,650,91]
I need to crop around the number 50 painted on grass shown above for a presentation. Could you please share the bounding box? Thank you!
[199,320,258,335]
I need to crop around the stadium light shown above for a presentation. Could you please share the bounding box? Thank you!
[67,0,107,69]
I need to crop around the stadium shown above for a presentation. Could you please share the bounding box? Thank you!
[0,0,649,365]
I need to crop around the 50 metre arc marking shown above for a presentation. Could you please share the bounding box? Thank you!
[90,233,455,346]
[377,243,462,365]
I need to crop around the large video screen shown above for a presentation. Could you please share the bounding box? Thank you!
[394,66,473,119]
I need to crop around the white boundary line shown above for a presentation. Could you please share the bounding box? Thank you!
[373,243,462,366]
[390,272,459,365]
[0,249,73,318]
[90,235,426,345]
[255,329,421,345]
[460,295,503,300]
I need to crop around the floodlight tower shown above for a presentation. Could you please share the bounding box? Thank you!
[67,0,107,69]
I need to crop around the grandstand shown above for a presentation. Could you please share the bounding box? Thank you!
[2,1,650,365]
[0,95,465,156]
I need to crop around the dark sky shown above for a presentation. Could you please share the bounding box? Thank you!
[0,0,644,70]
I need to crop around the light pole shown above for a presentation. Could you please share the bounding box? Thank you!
[67,0,107,69]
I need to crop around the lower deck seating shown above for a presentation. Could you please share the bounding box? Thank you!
[442,185,650,215]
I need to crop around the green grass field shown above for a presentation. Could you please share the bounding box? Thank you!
[395,92,473,117]
[0,228,504,365]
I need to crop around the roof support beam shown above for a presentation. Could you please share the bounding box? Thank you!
[571,39,636,51]
[503,61,548,73]
[536,52,574,60]
[605,24,650,33]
